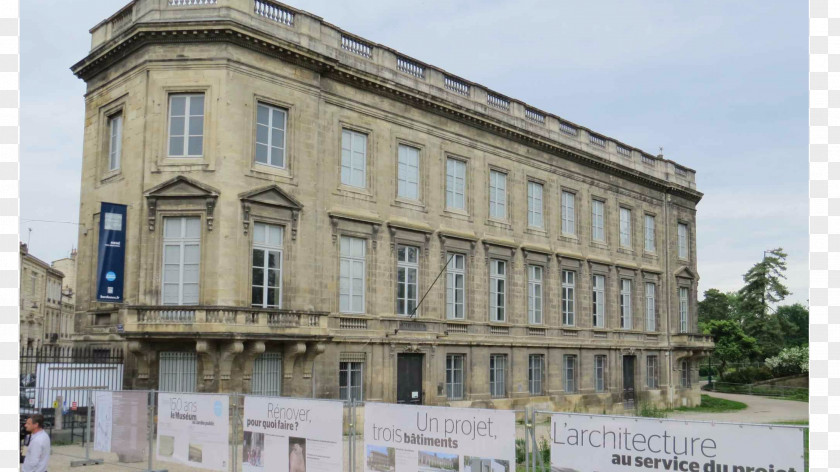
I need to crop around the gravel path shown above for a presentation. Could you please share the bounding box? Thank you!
[666,390,808,424]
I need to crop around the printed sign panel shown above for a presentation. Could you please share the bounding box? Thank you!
[242,396,344,472]
[157,393,230,471]
[94,390,148,460]
[93,391,113,453]
[96,202,127,302]
[551,413,806,472]
[364,402,515,472]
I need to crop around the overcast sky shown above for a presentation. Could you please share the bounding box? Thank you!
[19,0,807,304]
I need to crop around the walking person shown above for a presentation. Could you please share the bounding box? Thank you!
[22,414,50,472]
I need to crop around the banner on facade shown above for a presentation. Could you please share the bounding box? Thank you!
[156,393,230,471]
[242,396,344,472]
[364,402,516,472]
[94,391,148,460]
[550,413,805,472]
[96,202,127,302]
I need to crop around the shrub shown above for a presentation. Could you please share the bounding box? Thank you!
[721,366,773,384]
[765,345,809,377]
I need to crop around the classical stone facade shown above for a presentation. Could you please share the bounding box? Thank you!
[71,0,711,411]
[20,244,73,348]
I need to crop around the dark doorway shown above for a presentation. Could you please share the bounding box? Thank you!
[622,355,636,409]
[397,354,423,404]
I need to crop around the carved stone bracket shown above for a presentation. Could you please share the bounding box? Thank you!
[283,342,307,380]
[147,198,157,232]
[206,198,216,231]
[301,342,326,380]
[241,341,266,383]
[196,340,217,381]
[219,341,244,381]
[128,340,153,380]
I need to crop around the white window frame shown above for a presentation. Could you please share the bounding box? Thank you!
[167,93,204,158]
[528,265,543,324]
[564,355,577,393]
[592,274,605,328]
[339,236,366,314]
[445,158,466,210]
[678,223,689,259]
[594,355,606,392]
[396,245,419,316]
[528,354,544,395]
[397,144,420,200]
[645,282,656,331]
[620,278,632,329]
[339,361,364,401]
[562,270,576,326]
[644,214,656,252]
[591,199,605,242]
[679,287,689,333]
[251,223,284,308]
[619,207,632,248]
[252,352,282,396]
[445,253,466,320]
[646,355,659,389]
[108,112,123,171]
[527,181,544,228]
[489,170,507,220]
[162,217,201,305]
[489,354,507,397]
[445,354,465,400]
[255,102,287,168]
[561,191,576,236]
[341,129,367,188]
[159,352,197,393]
[489,259,507,322]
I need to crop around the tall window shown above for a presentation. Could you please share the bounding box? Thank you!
[489,170,507,219]
[445,253,466,320]
[563,355,577,393]
[528,265,543,324]
[679,287,689,333]
[251,223,283,308]
[528,354,544,395]
[489,354,507,397]
[594,355,606,392]
[339,361,363,401]
[678,223,689,259]
[619,208,632,248]
[341,129,367,188]
[446,354,465,400]
[645,283,656,331]
[255,102,287,168]
[592,274,605,328]
[159,352,196,393]
[562,270,575,326]
[646,355,659,389]
[561,191,576,235]
[445,158,466,210]
[397,245,419,316]
[162,217,201,305]
[167,93,204,157]
[489,259,506,322]
[644,215,656,252]
[680,360,690,388]
[339,236,366,314]
[591,200,605,242]
[527,182,543,228]
[252,352,282,396]
[397,144,420,200]
[108,112,122,171]
[620,279,632,329]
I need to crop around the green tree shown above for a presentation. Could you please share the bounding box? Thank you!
[698,289,734,323]
[701,319,759,376]
[736,248,791,359]
[776,303,809,348]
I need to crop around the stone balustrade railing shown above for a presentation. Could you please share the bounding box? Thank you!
[130,305,328,328]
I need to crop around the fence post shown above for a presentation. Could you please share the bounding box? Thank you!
[69,389,103,466]
[232,394,239,472]
[348,401,355,472]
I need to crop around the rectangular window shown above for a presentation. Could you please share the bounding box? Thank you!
[620,279,632,329]
[594,355,606,392]
[446,354,464,400]
[619,207,632,248]
[592,200,605,242]
[162,217,201,305]
[167,93,204,157]
[489,170,507,219]
[252,352,282,396]
[678,223,689,259]
[159,352,196,393]
[445,158,466,210]
[528,354,544,395]
[489,354,507,397]
[255,102,287,168]
[644,214,656,252]
[251,223,283,308]
[592,274,605,328]
[489,259,506,322]
[645,283,656,331]
[564,355,577,393]
[341,129,367,188]
[528,265,543,324]
[445,253,466,320]
[397,245,419,316]
[339,361,364,401]
[397,144,420,200]
[108,112,122,171]
[339,236,366,314]
[527,181,544,228]
[679,287,689,333]
[646,355,659,389]
[680,360,691,388]
[561,191,576,235]
[562,270,576,326]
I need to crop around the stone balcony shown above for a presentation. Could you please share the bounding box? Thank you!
[670,332,715,350]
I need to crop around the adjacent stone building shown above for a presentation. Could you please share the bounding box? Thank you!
[71,0,712,411]
[20,243,73,348]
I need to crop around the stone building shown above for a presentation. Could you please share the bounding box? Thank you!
[70,0,711,411]
[19,243,72,348]
[51,249,78,345]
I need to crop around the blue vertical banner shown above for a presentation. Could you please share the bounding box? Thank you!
[96,202,127,302]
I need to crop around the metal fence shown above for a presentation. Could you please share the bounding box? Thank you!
[704,381,809,400]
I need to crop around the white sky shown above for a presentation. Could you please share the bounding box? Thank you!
[19,0,807,304]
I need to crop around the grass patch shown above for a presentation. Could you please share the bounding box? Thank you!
[675,394,747,413]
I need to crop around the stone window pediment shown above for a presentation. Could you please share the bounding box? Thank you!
[239,185,304,239]
[673,266,697,280]
[144,175,220,231]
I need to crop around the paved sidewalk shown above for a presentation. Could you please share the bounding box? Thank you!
[666,390,808,424]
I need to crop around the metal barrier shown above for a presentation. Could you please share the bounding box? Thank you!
[705,381,809,400]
